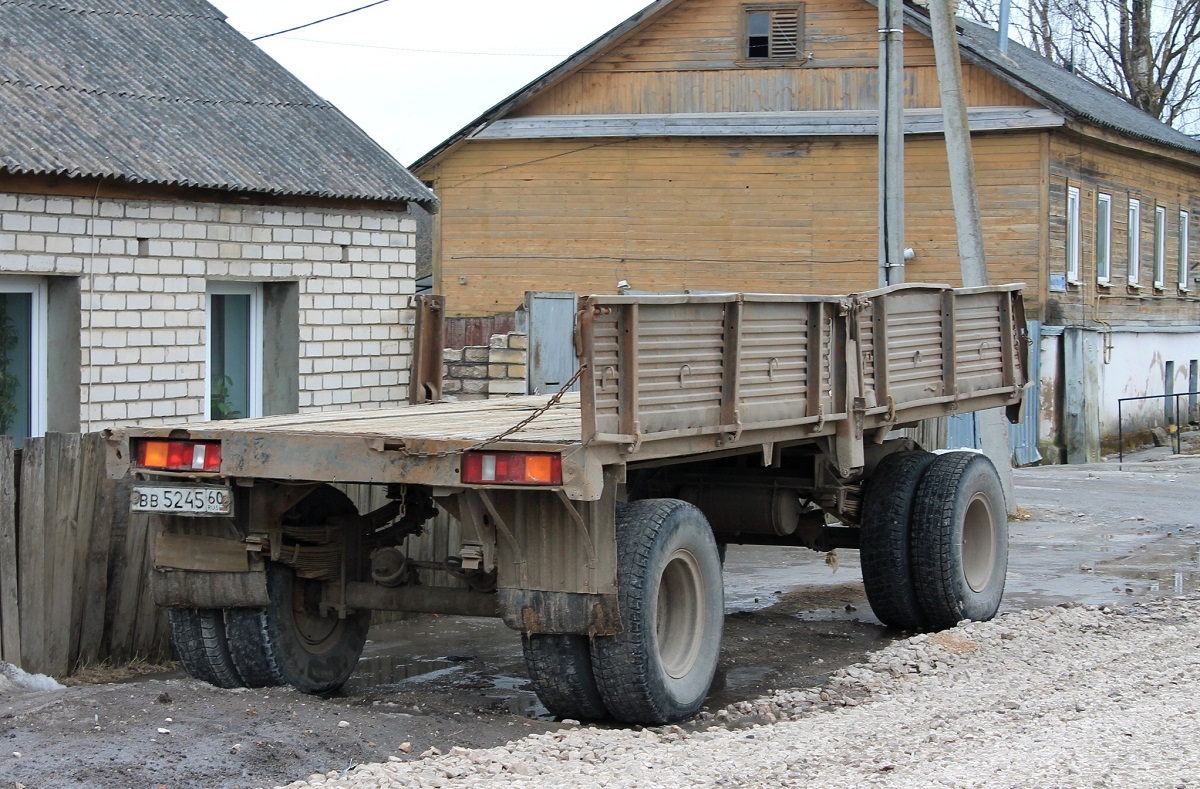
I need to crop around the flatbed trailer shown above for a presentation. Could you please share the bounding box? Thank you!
[107,283,1028,724]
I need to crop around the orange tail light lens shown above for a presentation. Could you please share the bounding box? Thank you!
[135,439,222,472]
[461,451,562,486]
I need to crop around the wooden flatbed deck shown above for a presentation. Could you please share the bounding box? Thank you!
[142,394,585,446]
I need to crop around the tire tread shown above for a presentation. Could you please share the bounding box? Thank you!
[521,634,608,720]
[910,452,1007,630]
[591,499,722,724]
[859,451,935,630]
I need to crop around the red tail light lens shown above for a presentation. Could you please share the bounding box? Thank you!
[462,452,562,486]
[135,439,222,472]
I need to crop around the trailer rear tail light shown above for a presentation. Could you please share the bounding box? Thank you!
[135,439,222,472]
[462,451,562,486]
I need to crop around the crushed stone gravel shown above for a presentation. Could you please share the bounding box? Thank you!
[273,596,1200,789]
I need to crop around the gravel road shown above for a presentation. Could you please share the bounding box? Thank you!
[280,597,1200,789]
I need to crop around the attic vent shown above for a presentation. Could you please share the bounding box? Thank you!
[744,5,804,61]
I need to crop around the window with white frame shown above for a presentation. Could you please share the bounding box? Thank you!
[1154,205,1167,288]
[1179,210,1190,290]
[0,277,47,447]
[206,281,263,421]
[1067,186,1081,283]
[1096,193,1112,284]
[1127,198,1141,285]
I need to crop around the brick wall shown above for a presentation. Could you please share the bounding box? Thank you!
[0,191,416,428]
[442,333,527,401]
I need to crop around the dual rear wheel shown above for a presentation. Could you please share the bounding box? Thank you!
[860,450,1008,631]
[167,565,369,694]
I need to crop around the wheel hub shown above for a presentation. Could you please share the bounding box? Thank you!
[962,492,997,593]
[656,549,704,679]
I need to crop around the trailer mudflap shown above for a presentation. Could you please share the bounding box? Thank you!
[498,589,621,636]
[152,569,269,609]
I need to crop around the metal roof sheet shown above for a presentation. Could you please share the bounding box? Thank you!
[0,0,437,207]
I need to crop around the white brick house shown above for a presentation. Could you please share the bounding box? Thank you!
[0,1,437,445]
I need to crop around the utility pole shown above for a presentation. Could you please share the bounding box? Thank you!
[878,0,906,286]
[927,0,1017,511]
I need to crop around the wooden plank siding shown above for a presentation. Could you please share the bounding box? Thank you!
[582,0,938,71]
[513,65,1035,117]
[1046,131,1200,326]
[431,134,1043,316]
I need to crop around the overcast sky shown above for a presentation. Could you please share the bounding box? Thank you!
[212,1,652,166]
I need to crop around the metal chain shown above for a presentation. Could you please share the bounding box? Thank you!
[400,365,587,459]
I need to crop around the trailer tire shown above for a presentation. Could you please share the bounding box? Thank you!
[859,450,936,630]
[910,452,1008,630]
[167,608,244,689]
[258,564,369,695]
[521,634,609,720]
[591,499,723,724]
[223,608,285,688]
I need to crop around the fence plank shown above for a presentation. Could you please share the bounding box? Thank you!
[78,439,115,666]
[109,503,153,662]
[67,434,99,666]
[0,436,18,665]
[18,437,46,672]
[130,514,165,660]
[45,433,82,676]
[102,474,133,660]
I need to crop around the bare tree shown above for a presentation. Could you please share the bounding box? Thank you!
[958,0,1200,132]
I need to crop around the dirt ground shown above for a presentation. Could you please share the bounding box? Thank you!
[3,450,1197,789]
[1,586,886,789]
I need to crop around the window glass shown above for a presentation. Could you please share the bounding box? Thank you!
[1127,198,1140,284]
[210,294,251,419]
[0,292,33,446]
[207,283,262,421]
[747,12,770,58]
[1066,186,1081,282]
[1154,206,1166,287]
[1096,193,1112,283]
[1179,210,1190,289]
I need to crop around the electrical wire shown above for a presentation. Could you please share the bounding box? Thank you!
[277,35,566,58]
[251,0,393,42]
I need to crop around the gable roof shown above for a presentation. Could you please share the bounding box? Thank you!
[0,0,437,209]
[923,10,1200,157]
[411,0,1200,171]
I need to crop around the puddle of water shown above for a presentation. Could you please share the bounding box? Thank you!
[345,656,465,693]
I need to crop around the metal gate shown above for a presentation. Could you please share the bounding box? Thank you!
[525,291,579,395]
[1008,320,1042,466]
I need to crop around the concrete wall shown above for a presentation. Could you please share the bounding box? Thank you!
[0,191,417,429]
[1039,326,1200,460]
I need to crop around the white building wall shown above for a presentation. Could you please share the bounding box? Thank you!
[0,191,416,429]
[1038,327,1200,459]
[1097,329,1200,434]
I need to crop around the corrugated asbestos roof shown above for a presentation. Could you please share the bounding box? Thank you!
[412,0,1200,171]
[929,12,1200,157]
[0,0,437,208]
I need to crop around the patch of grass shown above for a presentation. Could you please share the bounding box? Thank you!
[61,657,180,686]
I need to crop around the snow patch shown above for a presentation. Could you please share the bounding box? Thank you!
[0,662,64,693]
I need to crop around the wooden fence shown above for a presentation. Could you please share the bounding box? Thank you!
[0,436,471,678]
[0,432,169,677]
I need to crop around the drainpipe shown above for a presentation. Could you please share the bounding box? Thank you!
[878,0,906,286]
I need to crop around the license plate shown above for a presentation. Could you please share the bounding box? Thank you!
[131,485,233,516]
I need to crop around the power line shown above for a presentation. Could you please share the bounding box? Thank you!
[251,0,393,42]
[280,35,565,58]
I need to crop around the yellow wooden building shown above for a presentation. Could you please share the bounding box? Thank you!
[413,0,1200,461]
